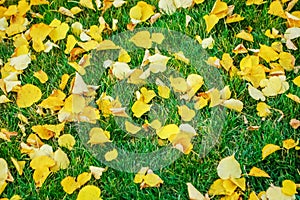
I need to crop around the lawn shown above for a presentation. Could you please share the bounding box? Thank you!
[0,0,299,199]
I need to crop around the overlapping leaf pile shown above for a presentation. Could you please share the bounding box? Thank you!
[0,0,299,199]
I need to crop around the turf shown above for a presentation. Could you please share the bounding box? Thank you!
[0,0,299,199]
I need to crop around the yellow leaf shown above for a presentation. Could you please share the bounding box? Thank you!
[282,180,297,196]
[158,85,170,99]
[0,95,11,104]
[194,0,205,3]
[140,87,156,103]
[186,74,204,99]
[77,172,91,187]
[194,96,208,110]
[220,53,234,71]
[59,74,70,90]
[65,35,77,54]
[33,167,51,188]
[170,76,188,93]
[248,85,265,101]
[51,148,70,172]
[10,157,25,176]
[222,99,243,112]
[208,179,227,195]
[210,0,228,19]
[157,124,180,139]
[151,33,165,44]
[279,52,295,71]
[130,31,152,49]
[58,7,74,18]
[104,149,118,161]
[118,49,131,63]
[265,28,280,39]
[203,14,219,33]
[222,179,237,195]
[293,76,300,87]
[88,127,111,144]
[143,173,163,187]
[148,53,170,73]
[34,70,48,84]
[236,30,253,42]
[10,54,31,70]
[89,166,106,180]
[187,183,205,200]
[78,40,99,52]
[230,177,246,191]
[262,144,281,160]
[30,156,56,170]
[131,100,151,118]
[77,185,101,200]
[58,134,76,150]
[286,93,300,103]
[258,44,279,63]
[217,155,242,179]
[226,14,245,24]
[268,0,286,18]
[246,0,265,5]
[130,1,155,22]
[178,105,196,121]
[283,139,299,149]
[248,167,270,178]
[248,191,259,200]
[209,88,221,107]
[70,7,82,15]
[49,22,69,42]
[266,186,294,200]
[125,121,141,134]
[0,158,8,182]
[30,0,49,5]
[256,102,271,117]
[239,55,265,88]
[0,181,7,195]
[17,84,42,108]
[61,176,80,194]
[79,0,95,10]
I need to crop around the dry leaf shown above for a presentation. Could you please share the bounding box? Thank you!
[17,84,42,108]
[248,167,270,178]
[262,144,281,160]
[217,155,242,179]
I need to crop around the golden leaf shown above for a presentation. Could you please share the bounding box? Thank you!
[34,70,48,84]
[17,84,42,108]
[203,14,219,33]
[236,30,253,42]
[283,139,299,150]
[58,134,76,150]
[77,185,101,200]
[157,124,180,139]
[248,167,270,178]
[104,149,118,161]
[282,180,297,196]
[262,144,280,160]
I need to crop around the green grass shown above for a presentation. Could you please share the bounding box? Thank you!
[0,0,300,199]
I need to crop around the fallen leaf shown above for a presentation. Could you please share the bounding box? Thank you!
[217,155,242,179]
[77,185,101,200]
[17,84,42,108]
[104,149,118,161]
[248,167,270,178]
[283,139,298,150]
[282,180,297,196]
[203,14,219,33]
[262,144,281,160]
[187,182,206,200]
